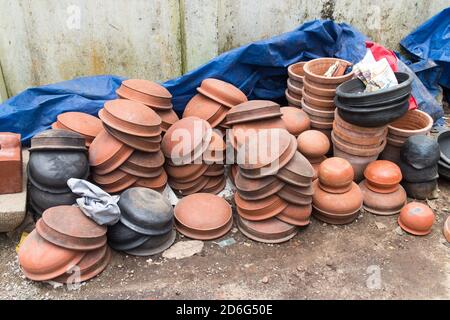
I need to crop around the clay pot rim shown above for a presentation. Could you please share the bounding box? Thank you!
[303,78,336,97]
[285,89,302,106]
[303,58,354,84]
[237,216,298,244]
[302,88,334,105]
[388,109,433,136]
[287,61,306,82]
[287,78,303,95]
[335,95,411,114]
[331,131,386,157]
[301,99,335,117]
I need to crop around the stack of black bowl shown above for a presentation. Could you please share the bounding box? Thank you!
[399,135,440,199]
[437,130,450,180]
[107,187,175,256]
[28,130,89,219]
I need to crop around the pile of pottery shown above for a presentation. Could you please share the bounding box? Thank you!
[332,110,387,181]
[89,99,167,194]
[398,202,435,236]
[52,112,103,148]
[399,135,440,200]
[174,193,232,240]
[116,79,179,133]
[380,110,433,164]
[28,130,88,218]
[285,62,305,107]
[280,107,311,136]
[297,130,330,180]
[18,205,110,283]
[107,188,175,256]
[302,58,353,140]
[437,130,450,180]
[359,160,406,215]
[162,116,226,196]
[183,78,248,130]
[312,157,363,224]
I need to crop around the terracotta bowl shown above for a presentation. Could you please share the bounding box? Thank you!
[297,130,330,158]
[332,122,387,147]
[388,109,433,142]
[92,169,139,194]
[104,124,161,152]
[331,131,386,157]
[277,185,313,206]
[301,99,335,123]
[318,157,354,193]
[379,143,402,165]
[309,119,333,130]
[231,118,287,149]
[133,170,168,193]
[333,144,379,182]
[364,160,402,193]
[237,215,297,244]
[197,78,247,108]
[303,58,353,85]
[312,180,363,215]
[287,78,303,95]
[285,89,302,107]
[57,112,103,139]
[398,202,435,236]
[280,107,310,136]
[302,89,335,109]
[276,203,312,226]
[288,62,306,83]
[201,176,226,195]
[303,78,336,98]
[359,180,407,216]
[183,94,227,128]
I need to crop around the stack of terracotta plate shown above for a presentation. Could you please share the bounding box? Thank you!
[89,99,167,194]
[116,79,179,133]
[162,116,226,196]
[51,112,103,147]
[286,62,306,107]
[297,130,330,180]
[183,78,247,130]
[107,188,175,256]
[18,205,110,283]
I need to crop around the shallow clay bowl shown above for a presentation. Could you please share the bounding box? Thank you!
[237,216,297,244]
[225,100,282,125]
[288,62,306,83]
[118,79,172,110]
[103,124,161,152]
[57,112,103,139]
[302,89,335,109]
[387,109,433,141]
[398,202,435,236]
[285,89,302,107]
[303,58,353,85]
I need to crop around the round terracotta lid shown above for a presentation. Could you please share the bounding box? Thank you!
[280,107,311,136]
[122,79,172,99]
[235,193,288,221]
[297,130,330,158]
[225,100,282,125]
[312,180,363,215]
[169,175,209,192]
[276,203,312,226]
[132,170,168,192]
[30,129,86,152]
[364,160,402,194]
[165,162,208,180]
[398,202,435,236]
[359,180,406,216]
[318,157,354,194]
[277,185,313,206]
[204,164,225,177]
[157,109,179,131]
[57,112,103,138]
[201,176,226,194]
[18,230,86,281]
[89,130,133,170]
[183,94,223,121]
[124,150,165,170]
[197,78,247,108]
[92,170,139,193]
[231,117,287,149]
[277,151,314,186]
[443,217,450,243]
[103,123,161,152]
[235,171,285,200]
[237,216,297,244]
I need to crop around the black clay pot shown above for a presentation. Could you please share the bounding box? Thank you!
[401,135,440,169]
[29,183,77,212]
[437,130,450,164]
[402,180,438,200]
[336,72,412,107]
[335,98,409,127]
[125,230,176,256]
[28,150,89,192]
[119,187,173,236]
[107,221,150,251]
[438,160,450,180]
[30,129,86,151]
[399,159,439,183]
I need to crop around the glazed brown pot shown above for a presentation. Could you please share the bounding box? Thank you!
[359,180,406,216]
[197,78,247,108]
[364,160,402,194]
[398,202,435,236]
[312,180,363,215]
[280,107,310,136]
[303,58,353,85]
[318,157,354,193]
[237,215,297,244]
[297,130,330,158]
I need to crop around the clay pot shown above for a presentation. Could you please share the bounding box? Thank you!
[302,89,335,109]
[312,180,362,216]
[197,78,247,108]
[133,170,168,193]
[398,202,435,236]
[157,109,179,132]
[402,180,438,200]
[303,58,353,85]
[280,107,310,136]
[301,99,335,123]
[225,100,282,125]
[287,78,303,95]
[235,171,285,200]
[30,129,86,152]
[277,151,314,187]
[318,157,354,193]
[28,183,77,212]
[443,217,450,243]
[364,160,402,193]
[359,180,406,216]
[57,112,103,140]
[401,135,440,170]
[276,203,312,226]
[437,130,450,164]
[237,215,297,244]
[387,109,433,142]
[92,170,139,194]
[398,159,438,183]
[333,143,378,182]
[107,221,150,251]
[174,193,232,240]
[303,79,336,98]
[379,143,402,165]
[119,187,173,235]
[183,94,227,128]
[288,61,306,83]
[125,230,176,256]
[235,193,288,221]
[297,130,330,158]
[116,79,172,110]
[285,89,302,107]
[103,124,161,152]
[331,131,386,157]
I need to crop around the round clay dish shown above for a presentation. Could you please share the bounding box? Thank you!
[57,112,103,139]
[225,100,282,125]
[235,193,288,221]
[119,79,172,109]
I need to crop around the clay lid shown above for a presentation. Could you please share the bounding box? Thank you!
[133,170,168,192]
[398,202,435,236]
[18,230,86,281]
[122,79,172,99]
[280,107,311,136]
[157,109,179,132]
[117,79,172,109]
[204,164,225,177]
[165,162,208,180]
[277,185,313,206]
[237,216,297,244]
[30,129,86,152]
[100,99,162,137]
[104,124,161,152]
[318,157,354,194]
[183,94,223,122]
[125,230,176,256]
[312,180,363,215]
[169,175,209,192]
[57,112,103,138]
[123,150,165,170]
[444,216,450,243]
[231,117,287,149]
[37,205,107,250]
[297,130,330,158]
[359,180,406,216]
[119,187,173,235]
[197,78,247,108]
[277,151,314,186]
[276,203,312,226]
[203,131,226,163]
[107,221,150,251]
[235,171,285,200]
[312,205,361,225]
[364,160,402,194]
[225,100,282,125]
[201,176,226,194]
[235,193,288,221]
[92,170,139,193]
[119,163,162,179]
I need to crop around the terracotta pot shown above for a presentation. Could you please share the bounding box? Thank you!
[333,143,378,182]
[331,129,384,153]
[297,130,330,158]
[107,221,150,251]
[364,160,402,193]
[331,131,386,157]
[285,89,302,107]
[92,169,139,194]
[398,202,435,236]
[303,78,336,98]
[237,215,297,244]
[104,124,161,152]
[197,78,247,108]
[276,203,312,226]
[277,151,314,187]
[443,217,450,243]
[287,61,306,83]
[402,180,438,200]
[388,109,433,142]
[132,170,168,193]
[302,89,335,109]
[401,135,440,170]
[225,100,282,125]
[301,99,335,123]
[379,143,401,165]
[235,193,288,221]
[30,129,86,152]
[117,79,172,110]
[318,157,354,193]
[312,180,363,215]
[332,123,386,149]
[303,58,353,85]
[183,94,228,128]
[359,180,406,216]
[235,171,284,200]
[57,112,103,139]
[157,109,179,132]
[287,78,303,95]
[280,107,310,136]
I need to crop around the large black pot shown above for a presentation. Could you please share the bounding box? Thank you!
[437,130,450,164]
[402,180,438,200]
[336,72,412,107]
[438,160,450,180]
[399,159,439,183]
[107,221,150,251]
[29,183,77,212]
[401,135,440,169]
[125,230,176,256]
[335,98,409,127]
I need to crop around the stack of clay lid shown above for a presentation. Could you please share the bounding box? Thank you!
[302,58,353,140]
[107,188,175,256]
[51,112,103,147]
[286,62,306,107]
[280,107,310,137]
[312,157,363,224]
[297,130,330,180]
[18,205,110,283]
[174,193,232,240]
[162,117,226,196]
[116,79,178,133]
[398,202,435,236]
[89,99,167,194]
[359,160,406,216]
[28,130,88,218]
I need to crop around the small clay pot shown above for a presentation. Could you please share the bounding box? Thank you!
[276,203,312,226]
[402,180,438,200]
[280,107,310,136]
[237,215,297,244]
[312,180,363,215]
[297,130,330,158]
[318,157,354,193]
[401,135,440,170]
[388,109,433,142]
[359,180,406,216]
[197,78,247,108]
[398,202,435,236]
[333,143,378,182]
[288,62,306,83]
[364,160,402,193]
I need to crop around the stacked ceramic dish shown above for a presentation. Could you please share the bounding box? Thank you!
[174,193,232,240]
[280,106,310,137]
[162,116,226,196]
[332,110,387,181]
[380,109,433,164]
[437,130,450,180]
[89,99,167,194]
[302,58,354,140]
[359,160,406,215]
[51,112,103,148]
[28,130,88,218]
[399,135,440,200]
[312,157,363,224]
[297,130,330,180]
[285,62,306,107]
[398,202,435,236]
[107,188,175,256]
[18,205,110,283]
[116,79,179,134]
